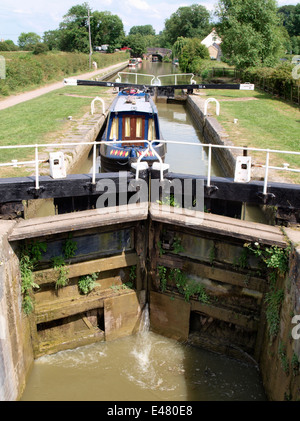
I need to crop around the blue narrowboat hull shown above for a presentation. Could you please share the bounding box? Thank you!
[100,89,166,173]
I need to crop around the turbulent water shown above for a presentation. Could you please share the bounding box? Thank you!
[21,305,266,401]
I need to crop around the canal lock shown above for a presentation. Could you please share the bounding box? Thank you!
[0,71,299,401]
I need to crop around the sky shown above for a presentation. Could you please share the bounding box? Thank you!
[0,0,299,44]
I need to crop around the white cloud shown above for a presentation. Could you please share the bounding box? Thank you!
[12,9,32,15]
[1,0,299,43]
[127,0,151,11]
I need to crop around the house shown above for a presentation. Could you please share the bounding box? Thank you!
[201,28,222,60]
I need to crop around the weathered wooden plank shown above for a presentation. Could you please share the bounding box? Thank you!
[157,255,266,292]
[36,329,105,358]
[104,290,146,342]
[149,291,190,341]
[35,287,134,324]
[165,173,300,209]
[34,252,138,285]
[0,172,135,202]
[8,203,148,241]
[149,203,286,247]
[190,299,258,331]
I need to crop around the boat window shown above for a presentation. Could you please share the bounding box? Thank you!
[122,115,145,146]
[109,117,119,140]
[136,118,142,138]
[125,117,131,137]
[148,118,156,140]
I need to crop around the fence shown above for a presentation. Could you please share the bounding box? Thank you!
[202,67,300,105]
[0,140,299,197]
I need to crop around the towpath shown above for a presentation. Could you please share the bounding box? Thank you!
[0,61,128,111]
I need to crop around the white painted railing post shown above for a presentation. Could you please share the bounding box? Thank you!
[91,97,105,115]
[35,145,39,190]
[207,144,212,187]
[92,143,97,184]
[204,98,220,116]
[263,150,270,195]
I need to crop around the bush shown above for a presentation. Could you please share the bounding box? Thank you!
[5,55,43,90]
[240,62,297,98]
[0,42,10,51]
[177,38,209,73]
[33,43,49,55]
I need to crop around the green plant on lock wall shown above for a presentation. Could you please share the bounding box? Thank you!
[157,194,180,208]
[129,265,136,283]
[63,233,78,259]
[244,241,290,340]
[52,256,69,289]
[78,272,99,295]
[52,234,78,289]
[278,341,290,375]
[291,353,300,377]
[158,265,167,292]
[243,242,290,282]
[19,240,47,314]
[158,266,210,304]
[172,236,184,254]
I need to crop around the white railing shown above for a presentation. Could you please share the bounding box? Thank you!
[116,72,157,86]
[0,141,299,195]
[156,73,196,86]
[115,72,196,87]
[91,97,105,115]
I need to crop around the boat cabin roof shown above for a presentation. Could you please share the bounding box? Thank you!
[111,93,157,115]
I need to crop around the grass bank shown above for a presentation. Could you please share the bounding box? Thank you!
[199,88,300,184]
[0,83,112,177]
[0,51,129,96]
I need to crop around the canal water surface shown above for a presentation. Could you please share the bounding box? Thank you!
[21,306,266,401]
[21,61,267,401]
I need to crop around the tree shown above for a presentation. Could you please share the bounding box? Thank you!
[0,40,19,51]
[142,35,160,48]
[125,34,147,57]
[163,4,210,46]
[59,3,90,52]
[43,30,62,51]
[59,4,125,52]
[173,37,190,58]
[91,11,125,50]
[129,25,156,36]
[18,32,42,50]
[215,0,285,68]
[291,36,300,54]
[278,4,300,37]
[176,38,209,72]
[290,3,300,37]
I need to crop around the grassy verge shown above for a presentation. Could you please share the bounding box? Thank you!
[199,88,300,184]
[0,51,128,97]
[0,84,112,177]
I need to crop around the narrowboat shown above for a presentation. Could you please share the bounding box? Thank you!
[100,87,166,172]
[128,58,138,67]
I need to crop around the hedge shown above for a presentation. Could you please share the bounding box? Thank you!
[238,63,300,103]
[0,51,128,96]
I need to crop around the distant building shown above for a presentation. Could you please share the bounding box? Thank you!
[94,45,109,52]
[145,47,172,62]
[201,29,222,61]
